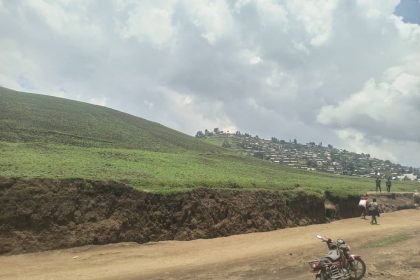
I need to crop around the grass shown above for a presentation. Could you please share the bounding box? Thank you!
[363,233,413,248]
[1,141,418,195]
[1,87,419,196]
[0,87,217,152]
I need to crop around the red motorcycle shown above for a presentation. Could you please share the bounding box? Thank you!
[308,235,366,280]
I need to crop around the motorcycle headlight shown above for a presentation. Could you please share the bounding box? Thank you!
[310,262,318,269]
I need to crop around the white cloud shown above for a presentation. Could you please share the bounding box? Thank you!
[356,0,400,19]
[317,72,420,133]
[158,87,236,133]
[336,128,398,161]
[393,14,420,40]
[0,39,45,92]
[254,0,289,29]
[89,96,107,107]
[183,0,234,45]
[118,0,177,47]
[285,0,337,46]
[24,0,105,48]
[238,49,262,65]
[318,53,420,164]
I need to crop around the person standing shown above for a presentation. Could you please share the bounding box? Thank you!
[414,191,419,207]
[375,176,382,193]
[386,176,392,192]
[369,198,380,225]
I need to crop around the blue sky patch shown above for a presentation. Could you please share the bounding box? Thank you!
[394,0,420,24]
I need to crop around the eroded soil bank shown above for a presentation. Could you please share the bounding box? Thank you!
[0,178,415,255]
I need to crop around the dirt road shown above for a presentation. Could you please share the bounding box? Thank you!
[1,209,419,280]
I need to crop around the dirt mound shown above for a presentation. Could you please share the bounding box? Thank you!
[368,192,416,212]
[0,178,326,255]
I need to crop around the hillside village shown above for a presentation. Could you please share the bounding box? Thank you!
[196,128,420,181]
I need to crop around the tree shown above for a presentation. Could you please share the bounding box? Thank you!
[195,131,204,138]
[222,139,231,148]
[307,159,317,168]
[254,151,264,159]
[235,131,241,136]
[213,128,220,134]
[347,162,355,174]
[293,138,297,144]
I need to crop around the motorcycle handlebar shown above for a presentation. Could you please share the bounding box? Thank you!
[316,235,331,243]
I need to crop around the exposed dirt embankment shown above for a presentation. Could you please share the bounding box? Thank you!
[0,178,415,255]
[370,192,416,212]
[324,191,416,219]
[324,192,360,219]
[0,178,326,255]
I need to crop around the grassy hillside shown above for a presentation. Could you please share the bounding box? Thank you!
[0,87,217,152]
[1,87,418,196]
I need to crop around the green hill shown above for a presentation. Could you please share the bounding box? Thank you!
[0,87,217,152]
[0,87,418,195]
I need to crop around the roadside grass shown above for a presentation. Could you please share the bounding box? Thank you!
[1,141,418,195]
[363,233,413,248]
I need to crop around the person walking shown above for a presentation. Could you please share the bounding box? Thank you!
[375,176,382,193]
[358,193,368,219]
[414,191,419,207]
[369,198,380,225]
[386,176,392,193]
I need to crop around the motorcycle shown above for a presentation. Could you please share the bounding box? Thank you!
[308,235,366,280]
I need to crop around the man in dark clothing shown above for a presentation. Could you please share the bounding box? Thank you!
[369,198,380,225]
[386,177,392,192]
[375,176,381,192]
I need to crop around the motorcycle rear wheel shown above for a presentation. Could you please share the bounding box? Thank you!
[349,259,366,280]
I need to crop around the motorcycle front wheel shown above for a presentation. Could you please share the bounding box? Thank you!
[349,259,366,280]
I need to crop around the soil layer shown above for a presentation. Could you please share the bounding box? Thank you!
[0,178,415,255]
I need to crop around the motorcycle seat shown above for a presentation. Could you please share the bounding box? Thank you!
[325,249,341,261]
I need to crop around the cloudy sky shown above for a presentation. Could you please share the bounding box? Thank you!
[1,0,419,167]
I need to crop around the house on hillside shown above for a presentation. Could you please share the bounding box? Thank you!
[397,174,418,181]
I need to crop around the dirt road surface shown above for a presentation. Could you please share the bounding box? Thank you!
[1,209,419,280]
